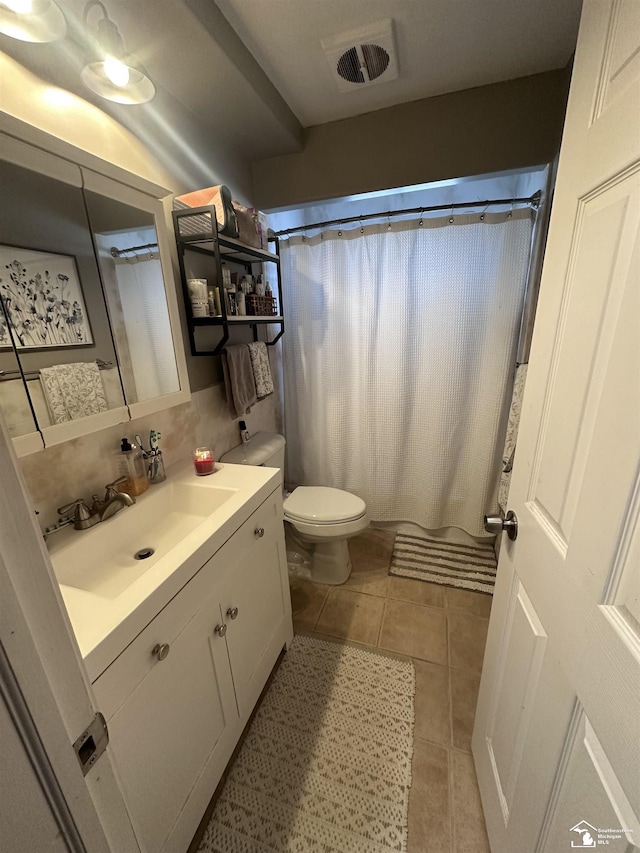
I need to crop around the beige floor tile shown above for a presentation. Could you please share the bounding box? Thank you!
[315,588,385,646]
[388,576,446,609]
[450,668,481,753]
[448,611,489,674]
[446,587,493,619]
[289,578,329,633]
[407,739,451,853]
[379,599,447,665]
[451,750,490,853]
[414,659,451,747]
[349,527,396,564]
[343,559,390,597]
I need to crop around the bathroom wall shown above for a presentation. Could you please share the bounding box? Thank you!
[21,385,280,530]
[252,69,571,210]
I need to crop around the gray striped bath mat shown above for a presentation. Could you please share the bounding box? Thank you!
[390,533,497,594]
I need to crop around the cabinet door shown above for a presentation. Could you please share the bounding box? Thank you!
[221,517,290,720]
[106,599,237,853]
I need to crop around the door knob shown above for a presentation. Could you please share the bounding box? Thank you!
[214,623,227,637]
[226,606,239,620]
[484,510,518,541]
[254,527,265,538]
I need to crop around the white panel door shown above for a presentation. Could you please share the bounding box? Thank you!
[473,2,640,852]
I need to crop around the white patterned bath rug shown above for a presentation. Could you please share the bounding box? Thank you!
[390,533,497,594]
[198,634,415,853]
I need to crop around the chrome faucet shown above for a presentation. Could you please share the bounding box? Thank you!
[45,479,136,542]
[90,477,136,522]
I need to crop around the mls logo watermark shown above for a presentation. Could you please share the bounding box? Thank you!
[570,821,597,847]
[569,819,633,847]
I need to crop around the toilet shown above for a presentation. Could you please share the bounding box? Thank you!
[220,432,369,584]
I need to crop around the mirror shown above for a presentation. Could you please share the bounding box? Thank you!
[0,135,189,452]
[83,189,180,405]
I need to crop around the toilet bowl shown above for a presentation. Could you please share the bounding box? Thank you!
[283,486,369,584]
[220,433,369,584]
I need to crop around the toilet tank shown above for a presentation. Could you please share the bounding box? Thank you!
[220,432,286,470]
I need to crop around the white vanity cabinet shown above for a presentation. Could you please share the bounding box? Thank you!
[92,487,292,853]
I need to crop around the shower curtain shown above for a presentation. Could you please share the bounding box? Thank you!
[279,210,532,538]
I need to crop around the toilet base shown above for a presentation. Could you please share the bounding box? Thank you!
[285,527,353,585]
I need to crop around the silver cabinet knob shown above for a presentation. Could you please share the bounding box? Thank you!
[214,623,227,637]
[226,606,239,620]
[152,643,170,661]
[254,527,265,538]
[484,510,518,541]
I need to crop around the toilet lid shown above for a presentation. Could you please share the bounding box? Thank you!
[284,486,366,524]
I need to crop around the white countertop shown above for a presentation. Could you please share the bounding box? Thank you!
[48,461,281,682]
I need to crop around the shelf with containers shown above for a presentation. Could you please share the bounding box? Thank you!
[173,204,283,356]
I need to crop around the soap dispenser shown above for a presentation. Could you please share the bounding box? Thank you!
[116,438,149,497]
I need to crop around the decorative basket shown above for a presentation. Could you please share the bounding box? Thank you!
[246,294,277,316]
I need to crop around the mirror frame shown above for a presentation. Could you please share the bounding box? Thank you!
[0,119,190,454]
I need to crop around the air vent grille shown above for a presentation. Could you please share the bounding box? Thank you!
[322,19,397,92]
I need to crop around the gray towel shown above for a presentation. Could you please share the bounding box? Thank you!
[222,345,257,418]
[247,342,274,399]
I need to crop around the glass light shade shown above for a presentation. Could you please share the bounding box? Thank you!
[0,0,66,42]
[81,60,155,104]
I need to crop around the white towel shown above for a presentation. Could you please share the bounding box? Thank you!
[247,342,274,399]
[39,362,108,424]
[498,363,528,512]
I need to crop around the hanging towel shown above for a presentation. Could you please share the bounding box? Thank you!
[40,362,108,424]
[247,341,274,400]
[498,363,528,513]
[222,345,257,418]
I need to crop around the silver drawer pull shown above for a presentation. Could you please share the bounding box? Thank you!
[254,527,265,538]
[152,643,170,661]
[226,606,239,620]
[214,623,227,638]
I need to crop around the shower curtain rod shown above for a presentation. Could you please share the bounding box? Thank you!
[273,191,541,237]
[109,242,158,257]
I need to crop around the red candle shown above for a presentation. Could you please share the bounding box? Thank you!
[193,447,215,476]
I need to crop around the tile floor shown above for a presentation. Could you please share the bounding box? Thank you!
[289,528,492,853]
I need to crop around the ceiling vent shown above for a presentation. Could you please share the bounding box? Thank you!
[321,19,398,92]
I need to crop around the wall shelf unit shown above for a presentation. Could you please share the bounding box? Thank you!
[173,204,283,356]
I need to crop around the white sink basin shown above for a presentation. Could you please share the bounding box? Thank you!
[51,481,236,599]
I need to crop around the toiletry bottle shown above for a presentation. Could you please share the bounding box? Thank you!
[208,286,221,317]
[187,278,209,317]
[239,420,251,444]
[236,290,246,316]
[116,438,149,496]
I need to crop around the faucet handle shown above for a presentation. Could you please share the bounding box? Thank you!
[56,499,97,529]
[104,476,128,499]
[58,498,91,519]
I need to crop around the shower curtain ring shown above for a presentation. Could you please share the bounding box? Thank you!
[387,213,392,230]
[338,221,343,237]
[479,202,489,222]
[418,209,424,227]
[449,205,455,224]
[359,218,364,234]
[507,200,514,219]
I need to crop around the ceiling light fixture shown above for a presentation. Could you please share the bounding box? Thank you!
[0,0,66,43]
[81,1,155,104]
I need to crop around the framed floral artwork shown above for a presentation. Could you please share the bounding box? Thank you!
[0,245,93,349]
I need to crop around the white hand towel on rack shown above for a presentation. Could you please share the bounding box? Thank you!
[39,362,108,424]
[247,342,274,399]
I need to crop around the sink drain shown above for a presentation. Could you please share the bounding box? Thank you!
[134,547,155,560]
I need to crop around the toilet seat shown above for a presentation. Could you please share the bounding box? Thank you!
[284,486,366,525]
